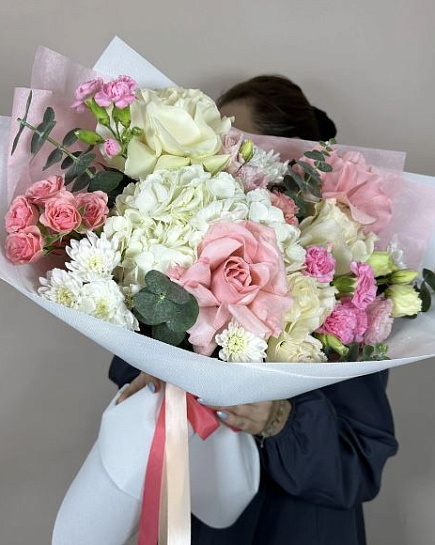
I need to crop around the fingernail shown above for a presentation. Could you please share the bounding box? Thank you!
[148,382,156,393]
[197,398,211,405]
[217,411,229,420]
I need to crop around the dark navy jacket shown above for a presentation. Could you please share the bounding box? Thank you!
[109,356,398,545]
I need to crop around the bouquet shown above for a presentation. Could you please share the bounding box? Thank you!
[2,38,435,545]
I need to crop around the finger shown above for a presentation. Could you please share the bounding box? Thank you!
[216,411,259,434]
[116,373,161,404]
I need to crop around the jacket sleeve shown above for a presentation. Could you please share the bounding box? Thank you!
[108,355,142,388]
[259,371,398,509]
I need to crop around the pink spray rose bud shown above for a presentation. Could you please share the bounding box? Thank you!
[303,245,336,283]
[6,226,44,265]
[104,139,122,158]
[76,191,109,230]
[5,195,39,233]
[25,175,65,206]
[39,192,81,234]
[269,191,299,226]
[94,75,138,109]
[71,78,104,112]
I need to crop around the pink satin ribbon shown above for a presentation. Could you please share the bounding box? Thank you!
[138,389,220,545]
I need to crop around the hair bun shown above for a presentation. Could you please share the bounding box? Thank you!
[312,107,337,141]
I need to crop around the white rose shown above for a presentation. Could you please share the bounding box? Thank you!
[299,199,377,275]
[125,87,232,180]
[267,324,327,363]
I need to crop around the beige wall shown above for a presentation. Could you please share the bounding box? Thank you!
[1,0,435,543]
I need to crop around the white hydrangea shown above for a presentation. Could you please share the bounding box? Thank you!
[248,146,289,184]
[38,269,83,309]
[66,232,121,282]
[78,279,139,331]
[215,321,268,363]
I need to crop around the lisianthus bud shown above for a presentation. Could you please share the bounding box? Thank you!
[389,269,419,285]
[367,251,396,277]
[75,130,105,145]
[239,139,254,162]
[316,333,349,357]
[385,284,422,317]
[332,275,357,295]
[131,126,144,137]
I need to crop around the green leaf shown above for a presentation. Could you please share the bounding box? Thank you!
[42,107,55,125]
[316,161,333,173]
[423,269,435,292]
[152,323,186,346]
[112,105,131,128]
[72,170,94,192]
[43,148,63,170]
[345,343,360,362]
[134,291,173,325]
[168,294,198,331]
[304,150,325,161]
[62,128,79,147]
[144,270,172,296]
[88,170,123,192]
[12,89,34,154]
[65,153,96,185]
[420,282,432,312]
[61,151,82,170]
[30,115,56,155]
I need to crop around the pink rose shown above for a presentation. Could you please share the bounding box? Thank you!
[221,129,245,175]
[104,139,122,158]
[76,191,109,230]
[5,196,39,233]
[95,75,138,109]
[317,299,368,345]
[303,245,335,283]
[6,226,44,265]
[363,296,394,345]
[25,175,65,206]
[39,192,81,234]
[350,262,377,310]
[318,149,392,234]
[71,78,104,112]
[168,221,292,355]
[269,191,299,226]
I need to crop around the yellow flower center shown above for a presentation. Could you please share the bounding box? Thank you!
[226,333,247,355]
[57,287,75,307]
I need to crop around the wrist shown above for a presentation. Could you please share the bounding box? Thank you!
[258,400,292,438]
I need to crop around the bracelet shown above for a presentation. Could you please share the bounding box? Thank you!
[258,400,291,438]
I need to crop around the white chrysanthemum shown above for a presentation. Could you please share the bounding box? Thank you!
[38,269,83,309]
[66,232,121,282]
[248,146,289,184]
[78,279,139,331]
[215,321,268,363]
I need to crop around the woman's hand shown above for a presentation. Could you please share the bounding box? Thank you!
[204,400,291,436]
[116,372,163,404]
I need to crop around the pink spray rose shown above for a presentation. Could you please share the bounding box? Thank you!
[25,175,65,206]
[76,191,109,230]
[350,261,377,310]
[5,196,39,233]
[221,129,246,175]
[6,226,44,265]
[317,298,368,345]
[269,191,299,226]
[39,192,81,234]
[71,78,104,112]
[104,139,122,158]
[303,245,335,283]
[95,75,138,109]
[168,221,292,355]
[363,296,394,345]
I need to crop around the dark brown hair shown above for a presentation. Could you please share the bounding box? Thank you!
[217,75,336,141]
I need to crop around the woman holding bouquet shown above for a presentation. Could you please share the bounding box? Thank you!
[111,75,398,545]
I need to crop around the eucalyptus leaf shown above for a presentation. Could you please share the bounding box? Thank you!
[72,171,92,192]
[62,128,79,147]
[11,84,31,155]
[144,270,172,296]
[304,150,325,161]
[168,295,198,331]
[65,153,96,185]
[43,148,63,170]
[423,269,435,292]
[316,161,333,173]
[88,170,123,192]
[134,291,173,325]
[31,120,55,155]
[61,151,82,170]
[152,323,186,346]
[11,125,25,156]
[42,107,55,125]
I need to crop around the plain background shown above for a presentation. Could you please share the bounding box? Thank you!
[1,1,435,544]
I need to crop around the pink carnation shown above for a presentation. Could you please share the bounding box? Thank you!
[318,149,392,234]
[303,245,335,283]
[95,75,138,109]
[269,191,299,226]
[350,261,377,310]
[168,221,292,355]
[317,299,368,345]
[104,139,122,158]
[71,78,104,112]
[363,296,394,345]
[6,226,44,265]
[237,165,269,191]
[221,129,245,175]
[76,191,109,230]
[40,192,81,234]
[25,175,65,206]
[5,196,39,233]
